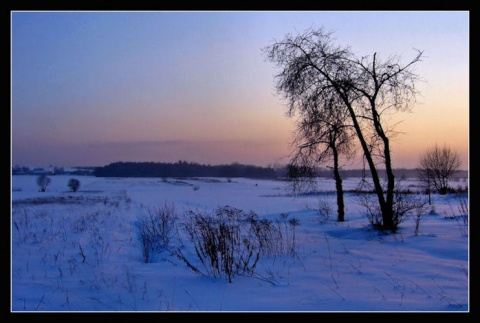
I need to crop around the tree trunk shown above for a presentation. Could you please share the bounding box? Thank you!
[343,102,387,224]
[382,134,395,231]
[332,146,345,222]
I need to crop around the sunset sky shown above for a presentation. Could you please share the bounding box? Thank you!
[11,11,469,170]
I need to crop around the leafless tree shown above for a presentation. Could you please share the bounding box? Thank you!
[418,144,461,195]
[36,174,51,192]
[67,178,81,192]
[263,26,424,231]
[287,93,356,222]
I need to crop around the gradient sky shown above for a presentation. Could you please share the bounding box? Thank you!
[11,11,469,170]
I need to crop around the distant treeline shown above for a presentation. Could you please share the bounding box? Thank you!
[286,167,468,180]
[13,161,467,180]
[93,161,468,180]
[93,161,277,179]
[12,165,95,176]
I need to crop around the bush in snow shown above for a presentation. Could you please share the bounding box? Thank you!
[137,202,179,263]
[354,178,428,232]
[174,205,299,283]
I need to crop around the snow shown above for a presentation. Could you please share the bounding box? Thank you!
[10,174,469,312]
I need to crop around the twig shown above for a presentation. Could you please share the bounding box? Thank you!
[327,285,346,301]
[35,294,46,310]
[237,272,277,286]
[183,289,201,311]
[324,234,332,269]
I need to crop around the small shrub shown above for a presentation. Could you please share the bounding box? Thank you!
[68,178,81,192]
[304,199,331,223]
[412,200,429,236]
[175,206,299,283]
[444,193,468,237]
[137,202,178,263]
[317,197,332,222]
[178,206,257,282]
[354,178,428,232]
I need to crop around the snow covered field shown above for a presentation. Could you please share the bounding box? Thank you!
[10,174,469,312]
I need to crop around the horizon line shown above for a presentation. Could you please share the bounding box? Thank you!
[11,161,469,173]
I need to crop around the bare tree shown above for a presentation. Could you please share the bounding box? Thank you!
[263,26,424,231]
[36,174,51,192]
[288,94,356,222]
[418,144,461,195]
[68,178,81,192]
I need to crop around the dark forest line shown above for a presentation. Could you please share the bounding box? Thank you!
[93,161,277,179]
